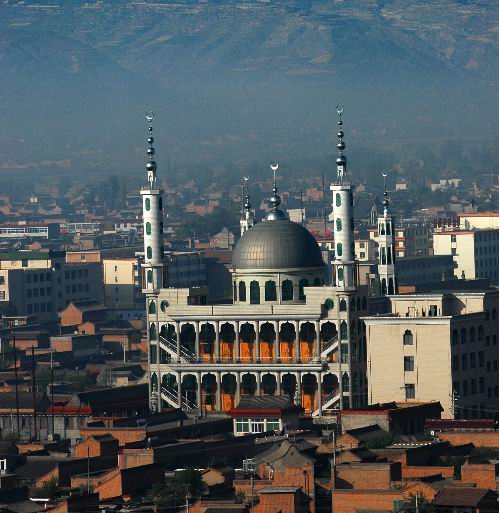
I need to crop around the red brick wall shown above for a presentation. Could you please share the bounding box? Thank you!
[335,464,400,490]
[79,427,145,445]
[333,490,404,513]
[438,431,499,448]
[401,465,454,479]
[461,463,498,490]
[60,305,83,327]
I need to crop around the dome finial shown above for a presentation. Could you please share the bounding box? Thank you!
[267,163,286,220]
[382,171,389,216]
[335,105,347,183]
[145,111,157,188]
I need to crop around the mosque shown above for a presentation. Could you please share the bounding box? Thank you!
[140,109,397,417]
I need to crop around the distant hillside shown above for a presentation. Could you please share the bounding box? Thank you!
[0,0,497,175]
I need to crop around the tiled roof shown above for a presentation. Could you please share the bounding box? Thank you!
[433,488,492,507]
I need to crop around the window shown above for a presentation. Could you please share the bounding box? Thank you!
[265,280,277,301]
[338,267,344,281]
[149,301,156,314]
[147,246,152,259]
[404,356,414,371]
[335,193,341,207]
[159,197,163,210]
[452,330,458,345]
[236,419,250,433]
[267,418,280,431]
[462,380,468,396]
[145,198,151,211]
[429,305,438,317]
[470,327,475,343]
[403,330,413,345]
[479,377,485,394]
[336,243,342,257]
[405,384,415,400]
[146,222,151,235]
[462,353,467,370]
[470,352,476,369]
[339,298,347,312]
[478,325,484,341]
[298,279,308,300]
[336,218,342,231]
[239,281,246,302]
[479,351,484,367]
[282,280,293,301]
[340,321,348,340]
[250,281,260,305]
[147,270,153,284]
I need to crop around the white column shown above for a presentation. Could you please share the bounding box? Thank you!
[315,320,321,360]
[214,321,220,362]
[256,373,261,396]
[235,322,240,362]
[194,322,200,361]
[177,373,182,408]
[275,322,280,362]
[175,321,181,363]
[255,321,260,361]
[294,321,299,362]
[216,372,221,412]
[317,373,323,416]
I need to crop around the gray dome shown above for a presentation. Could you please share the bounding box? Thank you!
[232,219,325,270]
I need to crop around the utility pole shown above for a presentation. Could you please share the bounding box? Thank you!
[87,446,90,493]
[13,335,20,436]
[50,345,55,438]
[31,346,37,440]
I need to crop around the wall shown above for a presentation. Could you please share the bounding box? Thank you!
[335,463,400,490]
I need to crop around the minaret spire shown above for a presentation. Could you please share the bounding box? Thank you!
[140,111,165,293]
[336,106,347,183]
[330,105,356,290]
[377,171,397,295]
[240,176,254,236]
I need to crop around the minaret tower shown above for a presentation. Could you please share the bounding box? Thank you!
[140,112,164,292]
[240,177,254,236]
[378,173,397,294]
[330,106,356,289]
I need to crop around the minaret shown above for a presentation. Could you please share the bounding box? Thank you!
[240,177,254,236]
[330,106,356,289]
[140,112,164,292]
[378,173,397,294]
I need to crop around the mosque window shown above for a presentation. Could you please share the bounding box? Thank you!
[145,198,151,211]
[336,193,341,207]
[233,282,237,302]
[336,218,342,232]
[340,321,348,340]
[386,222,391,235]
[159,197,163,210]
[160,300,169,312]
[265,280,277,301]
[250,281,260,305]
[282,280,293,301]
[150,345,157,364]
[147,246,152,259]
[337,243,343,257]
[147,270,153,284]
[149,322,157,340]
[380,223,385,235]
[324,298,334,310]
[148,301,156,315]
[299,279,308,300]
[239,281,246,302]
[146,222,151,235]
[340,298,347,312]
[403,330,413,345]
[338,268,344,281]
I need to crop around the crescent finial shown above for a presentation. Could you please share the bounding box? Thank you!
[270,163,279,172]
[146,111,154,122]
[336,105,344,115]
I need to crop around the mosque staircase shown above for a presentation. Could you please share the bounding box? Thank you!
[312,389,340,417]
[159,335,196,363]
[320,335,339,358]
[161,384,197,411]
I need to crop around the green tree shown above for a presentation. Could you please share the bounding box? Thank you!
[34,477,59,499]
[146,469,203,509]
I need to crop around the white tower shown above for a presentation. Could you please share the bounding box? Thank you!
[240,177,254,236]
[330,106,357,289]
[378,174,397,294]
[140,112,165,292]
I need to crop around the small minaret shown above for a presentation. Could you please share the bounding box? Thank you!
[240,177,254,236]
[140,112,164,291]
[330,106,356,289]
[378,172,397,294]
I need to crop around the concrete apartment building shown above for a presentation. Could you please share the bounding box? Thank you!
[364,290,499,418]
[0,250,103,321]
[433,227,499,282]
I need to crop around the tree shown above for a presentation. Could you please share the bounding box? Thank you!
[146,469,203,509]
[34,477,59,499]
[35,367,52,395]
